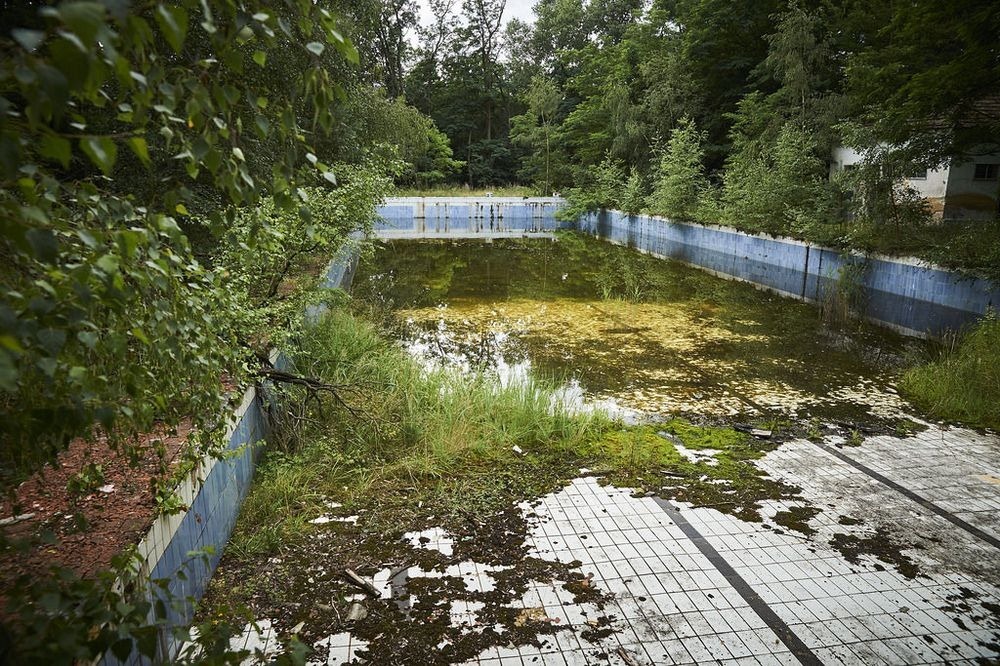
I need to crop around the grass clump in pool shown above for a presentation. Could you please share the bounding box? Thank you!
[900,313,1000,430]
[227,307,608,560]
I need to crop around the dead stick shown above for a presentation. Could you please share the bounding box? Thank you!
[343,568,380,598]
[616,647,639,666]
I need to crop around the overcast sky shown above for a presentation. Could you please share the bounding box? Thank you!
[415,0,537,28]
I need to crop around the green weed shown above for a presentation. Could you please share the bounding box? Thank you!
[226,308,606,559]
[900,313,1000,430]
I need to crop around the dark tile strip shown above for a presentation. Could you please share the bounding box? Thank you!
[652,497,824,666]
[811,441,1000,550]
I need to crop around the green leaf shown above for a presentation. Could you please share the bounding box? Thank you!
[40,134,72,168]
[0,335,24,353]
[36,64,70,120]
[0,353,18,392]
[127,137,150,166]
[154,4,189,53]
[26,229,59,262]
[253,51,266,67]
[57,2,106,47]
[95,254,119,274]
[80,136,117,175]
[175,203,189,216]
[51,37,91,91]
[254,114,270,136]
[306,42,325,56]
[77,331,98,349]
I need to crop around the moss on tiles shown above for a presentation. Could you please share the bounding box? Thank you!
[572,421,808,524]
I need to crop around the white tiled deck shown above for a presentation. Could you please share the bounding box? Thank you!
[237,423,1000,665]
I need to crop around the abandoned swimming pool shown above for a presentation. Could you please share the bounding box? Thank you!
[200,231,1000,665]
[352,233,929,432]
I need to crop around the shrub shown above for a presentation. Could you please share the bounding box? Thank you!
[646,117,712,220]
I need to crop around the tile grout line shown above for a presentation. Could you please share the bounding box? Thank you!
[811,441,1000,550]
[651,497,824,666]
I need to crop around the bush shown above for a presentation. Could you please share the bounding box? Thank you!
[900,313,1000,430]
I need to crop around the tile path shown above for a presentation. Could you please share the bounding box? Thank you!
[234,423,1000,665]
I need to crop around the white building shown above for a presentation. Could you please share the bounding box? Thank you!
[830,145,1000,221]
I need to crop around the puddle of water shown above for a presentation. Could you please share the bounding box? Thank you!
[352,234,929,425]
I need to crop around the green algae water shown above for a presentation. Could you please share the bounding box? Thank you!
[352,233,929,425]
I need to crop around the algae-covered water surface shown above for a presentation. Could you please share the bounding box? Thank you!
[352,233,928,426]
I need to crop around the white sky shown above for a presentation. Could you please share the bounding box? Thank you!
[415,0,536,28]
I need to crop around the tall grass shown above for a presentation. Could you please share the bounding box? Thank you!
[293,310,597,473]
[900,313,1000,430]
[227,309,605,558]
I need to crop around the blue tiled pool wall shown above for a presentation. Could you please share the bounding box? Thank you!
[376,197,571,234]
[152,395,268,661]
[104,243,361,665]
[578,210,1000,338]
[101,392,270,666]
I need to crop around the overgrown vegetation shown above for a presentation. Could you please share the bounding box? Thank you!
[901,313,1000,430]
[0,1,395,662]
[226,294,821,565]
[377,0,998,278]
[229,307,606,557]
[391,185,537,198]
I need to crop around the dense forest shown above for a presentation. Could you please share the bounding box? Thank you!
[346,0,999,240]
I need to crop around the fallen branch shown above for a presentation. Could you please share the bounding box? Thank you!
[616,647,640,666]
[258,367,363,418]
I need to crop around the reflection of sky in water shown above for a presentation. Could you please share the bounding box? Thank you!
[355,237,927,423]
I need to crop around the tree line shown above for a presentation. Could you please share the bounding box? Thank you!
[353,0,999,229]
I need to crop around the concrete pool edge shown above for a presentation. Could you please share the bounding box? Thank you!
[375,197,1000,339]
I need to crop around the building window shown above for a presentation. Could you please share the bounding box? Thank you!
[974,163,999,181]
[907,170,927,180]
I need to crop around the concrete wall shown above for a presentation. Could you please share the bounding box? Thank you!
[577,210,1000,338]
[944,158,1000,220]
[102,385,269,665]
[376,198,998,338]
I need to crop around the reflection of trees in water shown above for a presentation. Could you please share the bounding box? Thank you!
[354,242,470,307]
[354,235,927,419]
[407,318,530,376]
[356,235,698,306]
